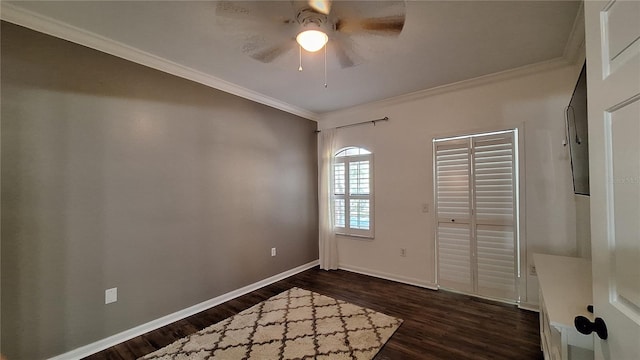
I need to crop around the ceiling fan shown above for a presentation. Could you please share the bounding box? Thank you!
[215,0,406,69]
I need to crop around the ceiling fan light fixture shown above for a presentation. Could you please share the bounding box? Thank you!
[296,29,328,52]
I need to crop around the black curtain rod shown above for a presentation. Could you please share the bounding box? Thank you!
[315,117,389,133]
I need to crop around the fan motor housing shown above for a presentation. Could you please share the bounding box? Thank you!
[296,8,333,31]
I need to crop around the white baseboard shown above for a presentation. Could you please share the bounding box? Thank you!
[48,260,319,360]
[518,302,540,312]
[439,286,520,306]
[338,264,438,290]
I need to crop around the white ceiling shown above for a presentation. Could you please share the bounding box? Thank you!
[4,1,582,117]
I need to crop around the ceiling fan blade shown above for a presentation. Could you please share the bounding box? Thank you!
[329,34,364,68]
[336,15,405,35]
[333,41,355,68]
[249,43,295,63]
[216,1,296,24]
[308,0,332,15]
[216,1,256,20]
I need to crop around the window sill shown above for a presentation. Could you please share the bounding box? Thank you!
[335,232,374,240]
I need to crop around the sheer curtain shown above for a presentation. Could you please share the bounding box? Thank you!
[318,128,338,270]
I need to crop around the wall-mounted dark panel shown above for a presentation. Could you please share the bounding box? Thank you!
[567,63,590,195]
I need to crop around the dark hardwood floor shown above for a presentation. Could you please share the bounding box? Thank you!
[85,267,543,360]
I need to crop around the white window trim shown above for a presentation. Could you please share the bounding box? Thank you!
[334,150,374,238]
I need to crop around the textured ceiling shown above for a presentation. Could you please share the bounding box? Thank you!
[4,1,582,116]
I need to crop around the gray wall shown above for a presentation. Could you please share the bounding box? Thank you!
[1,22,318,359]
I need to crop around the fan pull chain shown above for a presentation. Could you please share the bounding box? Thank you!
[298,45,303,72]
[324,43,327,88]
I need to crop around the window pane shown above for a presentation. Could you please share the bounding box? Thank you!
[335,198,345,227]
[336,147,371,157]
[334,163,345,195]
[349,161,370,195]
[345,148,359,156]
[349,199,370,230]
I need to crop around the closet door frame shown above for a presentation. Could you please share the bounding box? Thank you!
[433,128,525,304]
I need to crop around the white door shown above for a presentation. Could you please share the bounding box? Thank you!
[472,133,517,301]
[435,131,518,302]
[435,139,474,294]
[585,1,640,359]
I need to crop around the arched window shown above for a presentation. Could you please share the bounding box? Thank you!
[334,147,374,237]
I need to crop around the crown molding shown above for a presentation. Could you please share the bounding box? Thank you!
[0,2,319,121]
[318,3,586,121]
[563,1,586,65]
[2,1,584,123]
[319,56,572,121]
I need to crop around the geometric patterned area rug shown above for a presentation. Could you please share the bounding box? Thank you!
[139,287,402,360]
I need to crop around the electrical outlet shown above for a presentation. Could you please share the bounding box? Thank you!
[271,247,276,257]
[105,287,117,304]
[422,203,430,213]
[400,248,407,257]
[530,265,537,276]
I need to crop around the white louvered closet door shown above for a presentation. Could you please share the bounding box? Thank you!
[435,140,473,293]
[435,131,517,302]
[472,133,517,301]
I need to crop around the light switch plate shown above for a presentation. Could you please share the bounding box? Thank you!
[105,287,117,304]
